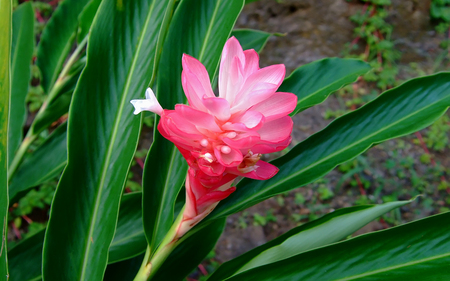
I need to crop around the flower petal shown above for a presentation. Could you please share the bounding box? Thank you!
[130,88,163,115]
[214,146,243,167]
[202,96,231,122]
[196,186,236,214]
[227,160,279,180]
[257,116,293,143]
[231,82,278,114]
[219,37,245,101]
[250,92,297,122]
[181,54,216,112]
[235,63,285,102]
[251,137,292,154]
[223,133,260,149]
[233,110,265,130]
[243,49,259,77]
[176,104,222,133]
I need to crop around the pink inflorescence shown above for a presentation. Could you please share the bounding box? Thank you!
[131,37,297,231]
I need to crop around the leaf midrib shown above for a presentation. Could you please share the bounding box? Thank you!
[226,86,449,216]
[334,252,450,281]
[111,229,145,247]
[79,1,157,279]
[197,0,222,62]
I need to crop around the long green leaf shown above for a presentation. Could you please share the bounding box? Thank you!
[278,58,371,115]
[225,212,450,281]
[29,57,85,136]
[0,0,11,276]
[152,218,226,281]
[231,29,271,53]
[208,200,412,281]
[9,123,67,203]
[142,0,244,252]
[77,0,102,42]
[109,192,146,264]
[36,0,91,93]
[8,192,146,281]
[9,2,34,162]
[104,253,145,281]
[42,1,175,280]
[207,73,450,221]
[8,230,44,281]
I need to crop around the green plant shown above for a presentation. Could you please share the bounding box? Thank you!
[3,1,450,281]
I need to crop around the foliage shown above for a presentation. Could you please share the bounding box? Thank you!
[2,1,450,281]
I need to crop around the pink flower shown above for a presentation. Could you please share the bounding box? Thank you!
[131,37,297,233]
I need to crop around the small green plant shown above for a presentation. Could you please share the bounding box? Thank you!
[423,114,450,151]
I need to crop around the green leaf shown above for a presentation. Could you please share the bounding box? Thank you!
[109,192,146,263]
[207,73,450,221]
[8,192,147,281]
[77,0,102,43]
[36,0,91,93]
[8,230,44,281]
[152,218,226,281]
[277,58,371,115]
[225,212,450,281]
[104,253,145,281]
[231,29,271,53]
[9,2,34,162]
[143,0,244,253]
[9,123,67,203]
[29,57,85,136]
[0,0,11,276]
[42,0,175,280]
[208,200,413,281]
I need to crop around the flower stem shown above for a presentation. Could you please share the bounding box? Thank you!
[134,206,185,281]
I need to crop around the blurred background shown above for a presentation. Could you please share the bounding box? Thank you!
[9,0,450,279]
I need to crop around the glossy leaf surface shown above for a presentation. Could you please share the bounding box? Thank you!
[42,0,174,280]
[231,29,271,53]
[9,192,146,280]
[9,123,67,203]
[0,0,11,276]
[208,73,450,221]
[226,212,450,281]
[208,200,412,281]
[143,0,244,252]
[109,192,146,263]
[9,2,34,161]
[36,0,90,93]
[278,58,371,115]
[104,254,144,281]
[152,218,226,281]
[8,230,44,281]
[77,0,102,42]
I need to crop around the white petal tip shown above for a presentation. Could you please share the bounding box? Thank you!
[130,88,164,116]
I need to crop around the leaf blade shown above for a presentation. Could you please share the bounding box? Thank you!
[42,1,175,280]
[0,0,12,276]
[9,192,147,281]
[208,200,413,281]
[230,29,271,53]
[152,218,226,281]
[36,0,91,93]
[9,2,34,162]
[225,212,450,281]
[9,123,67,203]
[278,58,371,115]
